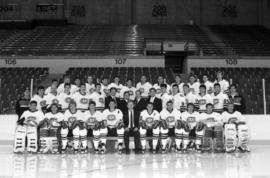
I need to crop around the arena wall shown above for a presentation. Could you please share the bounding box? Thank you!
[186,56,270,73]
[0,56,165,73]
[0,114,269,143]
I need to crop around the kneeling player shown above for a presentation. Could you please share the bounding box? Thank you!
[160,100,181,153]
[39,104,63,153]
[61,101,85,154]
[139,102,160,154]
[102,100,124,154]
[222,103,250,153]
[176,103,203,152]
[84,101,106,154]
[200,103,223,152]
[14,101,44,153]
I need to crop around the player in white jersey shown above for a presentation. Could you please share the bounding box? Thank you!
[202,75,214,94]
[195,84,213,113]
[200,103,223,152]
[158,84,173,109]
[222,103,250,153]
[57,83,73,112]
[39,104,64,153]
[182,84,197,112]
[85,76,95,94]
[31,86,46,112]
[84,101,106,154]
[44,85,60,111]
[153,76,171,94]
[136,75,152,99]
[175,103,203,152]
[61,101,85,154]
[171,84,186,111]
[45,79,58,95]
[171,74,185,94]
[214,71,230,93]
[108,76,123,98]
[72,84,91,111]
[57,76,77,94]
[188,74,200,95]
[212,83,229,113]
[100,77,110,96]
[139,102,160,153]
[102,100,124,154]
[89,83,105,111]
[160,100,181,153]
[120,79,136,100]
[14,101,44,153]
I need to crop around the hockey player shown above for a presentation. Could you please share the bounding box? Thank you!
[214,71,230,93]
[202,75,214,94]
[14,101,44,153]
[84,101,106,154]
[57,83,73,112]
[100,77,110,96]
[89,83,105,111]
[160,100,181,153]
[31,86,46,112]
[171,84,186,111]
[188,74,200,95]
[136,75,152,99]
[72,84,90,111]
[120,79,136,100]
[39,104,63,153]
[228,84,246,113]
[212,83,229,113]
[153,76,171,94]
[176,103,203,152]
[182,84,197,112]
[61,101,85,154]
[44,85,60,111]
[108,76,123,98]
[200,103,223,152]
[158,84,173,109]
[222,103,250,153]
[195,85,213,113]
[45,79,58,95]
[102,100,125,154]
[57,76,77,94]
[85,76,95,94]
[171,75,185,94]
[139,102,160,154]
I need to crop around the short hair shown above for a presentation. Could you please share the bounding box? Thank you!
[102,77,108,80]
[30,101,37,105]
[64,83,71,88]
[199,84,206,89]
[135,90,142,94]
[95,83,101,87]
[149,88,156,92]
[114,76,120,79]
[37,86,45,90]
[124,91,130,96]
[189,74,196,78]
[206,103,213,108]
[216,71,223,75]
[214,83,220,87]
[69,100,77,106]
[229,84,237,89]
[160,84,167,88]
[126,78,133,82]
[80,83,86,87]
[187,103,195,108]
[110,87,117,92]
[147,102,154,106]
[74,77,80,80]
[183,84,189,88]
[89,101,96,106]
[175,74,181,78]
[52,79,58,83]
[166,100,173,105]
[109,100,116,104]
[51,103,59,109]
[172,84,179,88]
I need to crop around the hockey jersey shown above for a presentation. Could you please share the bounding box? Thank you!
[43,112,64,127]
[57,83,78,94]
[108,83,123,98]
[84,110,104,127]
[214,79,229,93]
[181,111,201,129]
[136,82,152,98]
[72,92,91,111]
[195,94,213,112]
[200,112,222,127]
[120,86,137,100]
[160,109,181,128]
[103,109,123,128]
[221,111,246,124]
[63,110,84,127]
[188,82,200,95]
[204,81,214,94]
[57,92,72,111]
[172,93,186,111]
[89,92,105,110]
[158,93,173,109]
[20,110,44,127]
[31,94,46,111]
[44,93,59,108]
[212,92,229,112]
[140,110,160,128]
[85,83,95,94]
[153,83,171,94]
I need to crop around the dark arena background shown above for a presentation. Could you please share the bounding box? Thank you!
[0,0,270,177]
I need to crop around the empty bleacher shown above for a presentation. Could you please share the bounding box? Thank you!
[0,67,49,114]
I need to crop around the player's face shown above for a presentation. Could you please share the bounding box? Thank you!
[230,86,236,94]
[51,105,58,114]
[141,76,146,83]
[206,105,213,114]
[150,90,156,97]
[127,102,134,110]
[127,80,132,87]
[29,103,37,111]
[52,81,58,86]
[217,73,222,80]
[64,85,70,93]
[161,87,166,93]
[114,77,120,84]
[200,87,206,94]
[214,85,221,93]
[203,75,208,82]
[187,105,194,113]
[64,77,70,83]
[80,85,86,93]
[172,86,179,94]
[175,76,181,83]
[147,104,153,111]
[38,89,44,95]
[102,79,108,85]
[124,93,130,100]
[228,104,234,113]
[87,77,93,84]
[75,79,81,86]
[110,89,116,96]
[96,85,101,92]
[89,104,95,111]
[24,89,30,99]
[135,91,141,98]
[158,76,163,84]
[167,102,173,111]
[183,86,189,94]
[109,101,116,110]
[51,85,57,93]
[69,103,76,112]
[189,76,195,83]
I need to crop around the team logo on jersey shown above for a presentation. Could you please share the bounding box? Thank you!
[65,97,72,103]
[117,88,121,93]
[68,117,76,123]
[213,99,219,104]
[146,117,154,124]
[87,117,96,125]
[206,117,215,122]
[27,116,38,126]
[40,100,46,107]
[99,98,104,103]
[166,116,175,123]
[80,98,88,104]
[107,114,116,121]
[89,88,94,93]
[190,88,195,93]
[199,99,206,105]
[129,91,134,95]
[187,117,196,123]
[139,88,145,93]
[228,117,238,123]
[49,117,59,127]
[52,99,59,104]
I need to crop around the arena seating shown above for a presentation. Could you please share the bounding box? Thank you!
[65,67,175,85]
[191,67,270,114]
[0,67,49,114]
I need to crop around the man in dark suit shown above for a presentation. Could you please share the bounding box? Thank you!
[134,90,147,112]
[119,91,130,113]
[105,87,120,109]
[123,101,141,154]
[147,88,162,112]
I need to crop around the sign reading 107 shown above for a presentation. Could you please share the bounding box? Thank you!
[115,58,127,65]
[225,58,237,65]
[5,58,17,65]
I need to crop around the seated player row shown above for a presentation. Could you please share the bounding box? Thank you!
[13,98,249,155]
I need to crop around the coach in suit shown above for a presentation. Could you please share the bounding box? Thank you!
[147,88,162,112]
[119,91,131,112]
[105,87,120,109]
[123,101,141,154]
[134,90,147,112]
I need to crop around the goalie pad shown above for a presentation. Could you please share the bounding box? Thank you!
[213,126,224,150]
[13,125,27,153]
[202,127,213,150]
[152,120,160,129]
[182,121,190,132]
[139,120,147,129]
[161,120,168,130]
[27,127,38,153]
[196,122,205,131]
[175,120,182,130]
[17,118,25,126]
[237,124,249,149]
[224,124,237,152]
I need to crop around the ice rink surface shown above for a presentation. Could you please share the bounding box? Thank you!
[0,145,270,178]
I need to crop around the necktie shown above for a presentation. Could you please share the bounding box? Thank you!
[130,110,133,129]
